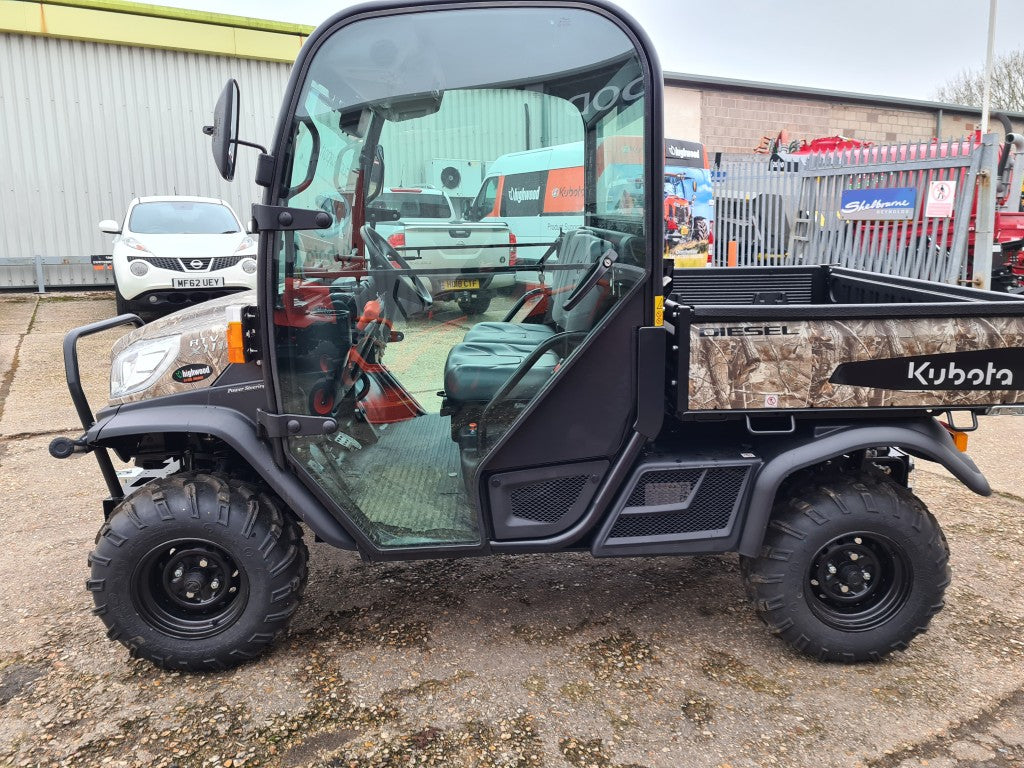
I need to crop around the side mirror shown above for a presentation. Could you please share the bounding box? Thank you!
[205,79,240,181]
[98,219,120,234]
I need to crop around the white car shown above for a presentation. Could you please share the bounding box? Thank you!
[99,196,257,317]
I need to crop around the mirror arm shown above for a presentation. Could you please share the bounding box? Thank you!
[235,138,268,154]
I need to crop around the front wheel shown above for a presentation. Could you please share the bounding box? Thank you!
[113,281,131,316]
[87,473,309,671]
[741,471,950,662]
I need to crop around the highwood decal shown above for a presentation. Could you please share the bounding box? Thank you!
[829,348,1023,391]
[172,364,214,384]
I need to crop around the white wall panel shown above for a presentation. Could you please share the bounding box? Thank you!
[0,33,290,266]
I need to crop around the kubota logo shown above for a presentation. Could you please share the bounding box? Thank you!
[551,186,583,199]
[908,360,1012,388]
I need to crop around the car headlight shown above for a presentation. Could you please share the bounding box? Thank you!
[110,335,180,399]
[123,237,151,253]
[235,235,256,254]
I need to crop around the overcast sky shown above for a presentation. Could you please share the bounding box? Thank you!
[157,0,1024,103]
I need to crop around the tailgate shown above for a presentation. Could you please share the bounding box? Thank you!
[402,222,510,271]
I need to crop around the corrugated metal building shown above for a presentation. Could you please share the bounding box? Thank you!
[0,1,306,286]
[0,0,584,287]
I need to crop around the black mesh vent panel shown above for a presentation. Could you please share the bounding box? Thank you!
[626,468,703,507]
[510,475,589,523]
[610,466,748,539]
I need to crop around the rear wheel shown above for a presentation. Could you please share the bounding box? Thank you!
[741,471,949,662]
[87,473,308,671]
[458,295,491,315]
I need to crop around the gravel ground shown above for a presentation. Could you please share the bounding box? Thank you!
[1,292,1023,768]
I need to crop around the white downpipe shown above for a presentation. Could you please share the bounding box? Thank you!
[980,0,998,135]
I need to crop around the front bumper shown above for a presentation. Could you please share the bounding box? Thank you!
[114,255,257,301]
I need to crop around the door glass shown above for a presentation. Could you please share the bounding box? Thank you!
[270,6,650,550]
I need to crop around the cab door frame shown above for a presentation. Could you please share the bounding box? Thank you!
[254,0,667,560]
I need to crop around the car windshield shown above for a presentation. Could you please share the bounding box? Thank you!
[371,191,452,219]
[129,202,240,234]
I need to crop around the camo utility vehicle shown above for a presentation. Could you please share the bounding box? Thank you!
[55,0,1024,671]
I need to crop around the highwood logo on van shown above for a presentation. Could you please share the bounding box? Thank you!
[507,186,541,203]
[698,325,799,337]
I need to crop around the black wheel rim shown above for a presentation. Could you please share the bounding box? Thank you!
[132,539,248,639]
[805,532,912,632]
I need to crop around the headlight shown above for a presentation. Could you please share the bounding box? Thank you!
[129,259,150,276]
[123,237,151,253]
[235,235,256,253]
[241,258,257,274]
[110,335,180,399]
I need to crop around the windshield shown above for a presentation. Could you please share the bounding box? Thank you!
[129,201,239,234]
[371,191,452,219]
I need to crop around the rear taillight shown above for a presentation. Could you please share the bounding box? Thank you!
[387,232,405,248]
[509,233,517,266]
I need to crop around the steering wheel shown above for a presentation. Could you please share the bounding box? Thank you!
[360,224,433,309]
[563,248,618,312]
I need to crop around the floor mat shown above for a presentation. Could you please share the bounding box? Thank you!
[332,414,479,547]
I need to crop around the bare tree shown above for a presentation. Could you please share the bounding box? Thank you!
[934,50,1024,112]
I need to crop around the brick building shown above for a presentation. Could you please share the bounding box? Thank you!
[665,72,1024,157]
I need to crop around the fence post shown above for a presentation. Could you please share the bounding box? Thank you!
[727,241,738,267]
[34,255,46,294]
[972,133,999,290]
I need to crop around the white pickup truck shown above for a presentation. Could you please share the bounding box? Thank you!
[370,186,514,315]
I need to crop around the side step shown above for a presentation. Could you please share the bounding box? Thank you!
[591,456,760,557]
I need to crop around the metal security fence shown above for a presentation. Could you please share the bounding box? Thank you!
[0,257,113,291]
[791,134,996,285]
[711,158,802,266]
[711,134,1000,286]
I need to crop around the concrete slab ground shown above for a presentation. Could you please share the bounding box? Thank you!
[0,293,1022,768]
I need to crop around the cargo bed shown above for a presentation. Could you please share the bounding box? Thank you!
[665,266,1024,416]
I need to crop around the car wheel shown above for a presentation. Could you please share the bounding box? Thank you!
[114,283,131,316]
[458,296,492,315]
[87,473,309,671]
[741,470,950,662]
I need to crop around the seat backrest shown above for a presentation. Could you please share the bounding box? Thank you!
[550,229,614,333]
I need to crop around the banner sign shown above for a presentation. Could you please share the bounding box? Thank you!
[839,187,917,220]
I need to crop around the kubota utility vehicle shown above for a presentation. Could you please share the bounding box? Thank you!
[54,0,1024,671]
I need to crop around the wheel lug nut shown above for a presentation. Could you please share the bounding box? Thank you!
[854,537,862,545]
[810,579,819,586]
[840,585,850,593]
[849,553,859,561]
[863,572,871,581]
[210,580,220,590]
[199,559,209,568]
[828,565,837,574]
[173,567,183,579]
[185,591,195,599]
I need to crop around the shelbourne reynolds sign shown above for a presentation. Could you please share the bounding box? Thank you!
[839,187,918,220]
